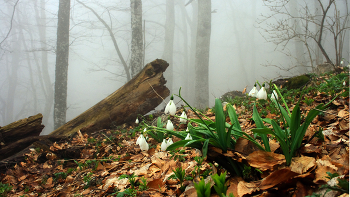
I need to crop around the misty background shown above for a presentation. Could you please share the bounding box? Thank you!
[0,0,349,135]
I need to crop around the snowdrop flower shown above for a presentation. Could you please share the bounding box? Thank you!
[166,120,174,130]
[136,134,143,145]
[180,111,187,123]
[256,84,267,100]
[167,138,173,147]
[248,84,258,97]
[164,95,176,116]
[340,60,343,65]
[185,133,192,140]
[161,139,168,151]
[270,90,278,100]
[343,81,346,86]
[135,118,139,124]
[139,136,149,151]
[186,127,189,132]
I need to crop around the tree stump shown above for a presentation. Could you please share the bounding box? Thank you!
[50,59,170,136]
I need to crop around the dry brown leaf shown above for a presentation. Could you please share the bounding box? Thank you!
[246,150,286,171]
[314,156,338,184]
[237,180,260,196]
[226,177,244,197]
[290,156,316,174]
[131,163,151,176]
[147,178,164,190]
[259,168,298,190]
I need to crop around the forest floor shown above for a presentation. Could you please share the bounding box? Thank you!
[0,70,349,197]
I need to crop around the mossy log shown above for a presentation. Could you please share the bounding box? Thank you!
[50,59,170,136]
[0,113,45,146]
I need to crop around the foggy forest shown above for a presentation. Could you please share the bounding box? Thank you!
[0,0,349,135]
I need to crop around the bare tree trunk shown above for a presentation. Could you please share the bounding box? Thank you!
[6,27,20,124]
[162,0,175,94]
[195,0,211,109]
[130,0,143,78]
[314,0,324,66]
[35,0,54,132]
[178,2,189,99]
[54,0,70,130]
[187,1,197,104]
[289,0,307,73]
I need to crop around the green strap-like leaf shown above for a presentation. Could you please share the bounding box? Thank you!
[290,102,301,141]
[215,98,228,152]
[253,104,271,152]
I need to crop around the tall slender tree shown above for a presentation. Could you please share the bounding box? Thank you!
[130,0,143,78]
[195,0,211,109]
[54,0,70,130]
[162,0,175,93]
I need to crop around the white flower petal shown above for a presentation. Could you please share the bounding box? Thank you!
[256,87,267,100]
[167,138,173,147]
[180,111,187,123]
[166,120,174,130]
[136,134,143,145]
[185,133,192,140]
[161,139,168,151]
[139,136,149,151]
[165,100,176,116]
[135,118,139,124]
[248,86,258,97]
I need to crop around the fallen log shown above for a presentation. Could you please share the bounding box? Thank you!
[0,135,67,161]
[0,113,44,146]
[50,59,170,136]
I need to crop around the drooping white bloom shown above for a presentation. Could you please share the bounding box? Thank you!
[340,60,344,65]
[185,133,192,140]
[270,90,278,100]
[164,95,176,116]
[180,111,187,123]
[343,81,346,86]
[248,84,259,97]
[139,136,149,151]
[256,85,267,100]
[186,127,189,132]
[143,128,147,132]
[166,120,174,130]
[161,139,168,151]
[136,134,143,145]
[135,118,139,124]
[167,138,173,147]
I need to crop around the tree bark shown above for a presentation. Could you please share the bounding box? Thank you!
[195,0,211,109]
[162,0,175,93]
[54,0,70,130]
[50,59,170,137]
[0,113,45,146]
[130,0,144,78]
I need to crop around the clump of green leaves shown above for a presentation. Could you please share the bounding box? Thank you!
[119,173,138,189]
[252,84,335,165]
[139,177,148,191]
[211,172,228,197]
[0,182,12,197]
[83,172,93,189]
[194,179,211,197]
[147,117,166,143]
[168,167,186,192]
